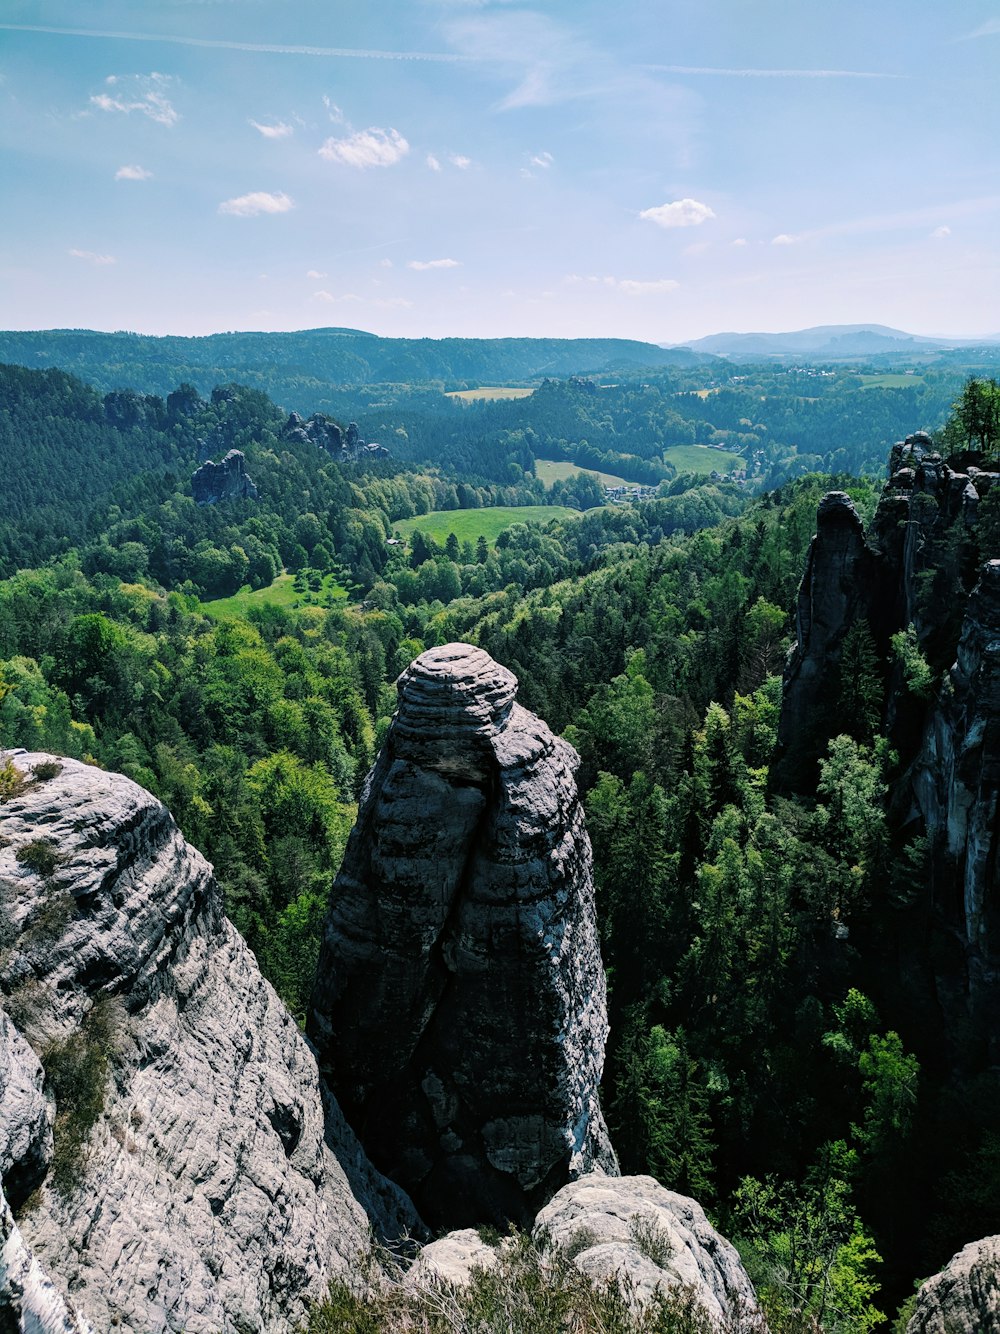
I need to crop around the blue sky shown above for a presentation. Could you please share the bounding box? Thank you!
[2,1,999,341]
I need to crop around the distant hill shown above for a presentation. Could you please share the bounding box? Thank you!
[671,323,1000,361]
[0,328,710,410]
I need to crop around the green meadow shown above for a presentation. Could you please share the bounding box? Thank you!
[534,459,631,489]
[392,505,581,545]
[664,444,745,475]
[202,571,348,618]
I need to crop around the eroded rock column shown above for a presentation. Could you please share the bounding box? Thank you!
[308,643,616,1227]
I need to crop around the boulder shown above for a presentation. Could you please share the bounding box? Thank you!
[907,1235,1000,1333]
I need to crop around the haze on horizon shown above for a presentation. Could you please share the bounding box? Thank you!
[2,0,999,344]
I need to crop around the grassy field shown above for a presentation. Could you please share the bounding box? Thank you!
[445,386,535,402]
[202,571,348,618]
[393,505,581,545]
[664,444,745,475]
[859,373,923,390]
[534,459,631,489]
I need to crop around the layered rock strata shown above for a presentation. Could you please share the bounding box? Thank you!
[308,643,616,1228]
[0,751,415,1333]
[191,448,258,504]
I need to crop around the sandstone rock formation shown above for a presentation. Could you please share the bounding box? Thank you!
[308,643,616,1229]
[0,750,416,1333]
[191,448,258,504]
[906,1234,1000,1333]
[409,1175,764,1331]
[777,491,880,784]
[282,411,389,461]
[536,1175,764,1329]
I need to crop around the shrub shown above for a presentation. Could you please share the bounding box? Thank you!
[31,760,64,781]
[0,758,26,804]
[15,839,62,878]
[43,999,121,1191]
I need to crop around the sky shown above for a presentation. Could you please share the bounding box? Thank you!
[2,1,1000,343]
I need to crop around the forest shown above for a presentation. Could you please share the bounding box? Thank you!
[2,355,1000,1331]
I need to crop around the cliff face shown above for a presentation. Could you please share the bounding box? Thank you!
[0,751,415,1334]
[191,448,258,504]
[308,643,616,1228]
[906,1235,1000,1333]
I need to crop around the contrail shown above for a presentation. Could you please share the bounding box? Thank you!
[0,23,475,63]
[644,64,905,79]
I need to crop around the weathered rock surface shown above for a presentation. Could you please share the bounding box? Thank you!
[282,411,388,461]
[308,643,616,1229]
[778,491,881,783]
[0,751,417,1334]
[535,1175,764,1329]
[907,1235,1000,1333]
[0,1012,51,1212]
[0,1185,95,1334]
[191,448,258,504]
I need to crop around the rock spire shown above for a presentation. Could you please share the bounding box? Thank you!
[308,643,616,1228]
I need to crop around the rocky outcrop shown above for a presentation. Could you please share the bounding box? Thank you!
[536,1175,764,1329]
[308,643,616,1229]
[777,491,882,783]
[909,561,1000,1017]
[282,412,388,461]
[906,1235,1000,1333]
[410,1176,764,1330]
[0,751,417,1334]
[191,448,258,504]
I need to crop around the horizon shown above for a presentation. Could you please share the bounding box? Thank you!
[3,1,1000,341]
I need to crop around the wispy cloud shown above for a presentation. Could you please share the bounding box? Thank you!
[306,269,327,278]
[250,119,293,139]
[772,233,799,245]
[319,127,409,168]
[426,153,442,171]
[218,190,294,216]
[115,163,152,180]
[640,198,715,229]
[930,225,951,239]
[529,151,553,168]
[408,258,461,270]
[564,273,678,295]
[91,72,178,125]
[313,289,412,309]
[960,19,1000,39]
[644,63,905,79]
[69,248,116,265]
[0,24,473,62]
[449,153,472,169]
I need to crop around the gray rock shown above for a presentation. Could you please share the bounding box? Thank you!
[0,1185,95,1334]
[308,643,616,1229]
[907,1235,1000,1333]
[535,1174,763,1329]
[0,751,417,1333]
[191,449,258,504]
[404,1228,504,1290]
[0,1012,51,1211]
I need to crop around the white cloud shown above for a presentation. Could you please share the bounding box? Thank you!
[91,72,178,126]
[250,119,293,139]
[306,269,327,278]
[69,248,116,265]
[931,225,951,239]
[115,164,152,181]
[617,278,680,296]
[407,258,461,270]
[319,127,409,168]
[639,198,715,229]
[564,273,677,295]
[732,237,748,246]
[313,290,362,303]
[380,258,394,268]
[449,153,472,168]
[323,96,346,123]
[529,151,553,168]
[218,191,294,216]
[771,233,798,245]
[427,153,442,171]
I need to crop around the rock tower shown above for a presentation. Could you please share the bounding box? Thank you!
[308,643,616,1227]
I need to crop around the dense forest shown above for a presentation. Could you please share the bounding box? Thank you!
[2,358,999,1331]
